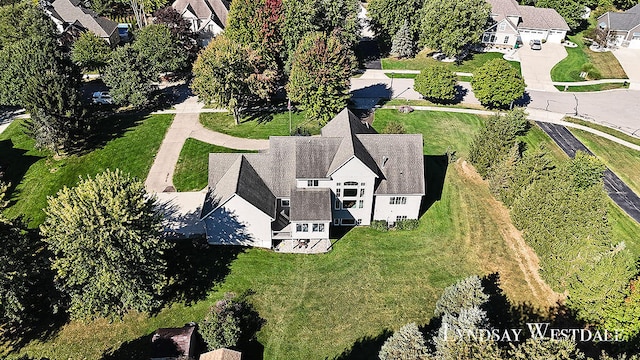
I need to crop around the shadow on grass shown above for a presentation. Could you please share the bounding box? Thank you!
[101,333,154,360]
[331,329,393,360]
[420,155,449,214]
[0,139,43,204]
[162,238,245,305]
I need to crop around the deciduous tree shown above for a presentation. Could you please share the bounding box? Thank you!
[103,44,156,107]
[535,0,585,30]
[413,65,457,103]
[41,169,169,319]
[471,59,525,109]
[367,0,422,51]
[420,0,491,59]
[287,31,356,125]
[71,31,112,71]
[132,23,187,74]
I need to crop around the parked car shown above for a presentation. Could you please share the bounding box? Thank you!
[92,91,113,105]
[530,39,542,50]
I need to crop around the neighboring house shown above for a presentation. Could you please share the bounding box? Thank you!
[43,0,120,46]
[200,109,426,252]
[483,0,570,47]
[171,0,229,46]
[596,4,640,49]
[151,324,197,360]
[200,348,242,360]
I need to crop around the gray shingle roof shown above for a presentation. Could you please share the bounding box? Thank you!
[486,0,569,31]
[290,188,332,221]
[357,134,426,195]
[321,108,377,138]
[50,0,118,41]
[607,11,640,31]
[295,138,342,179]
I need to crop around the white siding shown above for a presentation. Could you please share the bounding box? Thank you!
[203,195,273,248]
[518,28,548,43]
[330,158,377,225]
[547,30,566,43]
[373,195,422,222]
[291,221,330,239]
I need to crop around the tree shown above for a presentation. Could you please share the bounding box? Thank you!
[114,0,168,28]
[287,31,356,125]
[314,0,361,49]
[413,65,457,103]
[420,0,491,59]
[281,0,318,63]
[191,36,254,124]
[225,0,263,46]
[132,23,187,74]
[471,59,525,109]
[153,6,198,60]
[434,275,489,318]
[468,108,529,178]
[535,0,585,30]
[103,44,155,107]
[384,120,406,134]
[508,338,586,359]
[367,0,422,51]
[378,323,429,360]
[391,20,415,58]
[71,31,112,71]
[41,169,169,319]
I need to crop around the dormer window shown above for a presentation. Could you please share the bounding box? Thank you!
[498,22,506,31]
[307,180,319,187]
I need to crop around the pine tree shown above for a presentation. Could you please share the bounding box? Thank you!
[378,323,429,360]
[391,20,415,58]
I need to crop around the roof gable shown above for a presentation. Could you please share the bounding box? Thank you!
[49,0,118,39]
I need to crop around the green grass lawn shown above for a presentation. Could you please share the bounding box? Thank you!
[564,117,640,147]
[554,82,629,92]
[381,99,486,110]
[0,114,173,227]
[200,110,321,139]
[382,51,521,75]
[551,35,627,82]
[173,139,256,192]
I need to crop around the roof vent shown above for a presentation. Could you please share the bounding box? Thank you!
[382,156,389,169]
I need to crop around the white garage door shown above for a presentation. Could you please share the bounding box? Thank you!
[547,30,566,43]
[519,29,547,43]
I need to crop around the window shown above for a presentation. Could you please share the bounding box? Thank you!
[344,181,358,186]
[360,188,365,197]
[296,223,309,232]
[336,183,341,186]
[335,199,340,209]
[504,36,509,44]
[498,22,506,31]
[343,200,357,208]
[281,199,290,207]
[312,223,325,232]
[333,219,339,225]
[336,188,341,197]
[360,183,365,186]
[358,200,364,208]
[343,188,358,197]
[341,219,356,225]
[307,180,319,187]
[389,196,407,205]
[482,33,492,43]
[396,215,407,222]
[633,32,640,40]
[357,219,362,225]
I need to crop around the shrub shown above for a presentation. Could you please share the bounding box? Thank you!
[471,59,525,109]
[395,219,419,230]
[291,126,311,136]
[383,120,406,134]
[371,220,389,231]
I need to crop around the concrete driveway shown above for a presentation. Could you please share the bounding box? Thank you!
[612,48,640,90]
[518,43,567,92]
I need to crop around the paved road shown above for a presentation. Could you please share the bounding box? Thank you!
[536,122,640,223]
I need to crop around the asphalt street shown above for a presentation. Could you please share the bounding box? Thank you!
[536,122,640,223]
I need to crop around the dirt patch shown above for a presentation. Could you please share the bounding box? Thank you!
[456,160,563,307]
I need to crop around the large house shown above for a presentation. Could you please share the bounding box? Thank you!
[171,0,229,46]
[44,0,120,46]
[200,109,426,252]
[482,0,570,48]
[596,4,640,49]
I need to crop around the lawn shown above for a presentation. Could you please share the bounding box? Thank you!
[384,73,474,82]
[0,114,173,227]
[173,139,256,192]
[554,82,629,92]
[564,117,640,147]
[382,51,521,75]
[570,128,640,196]
[200,110,321,139]
[381,99,486,110]
[551,35,627,82]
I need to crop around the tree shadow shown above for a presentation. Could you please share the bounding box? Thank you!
[101,333,154,360]
[420,155,449,214]
[162,237,245,305]
[0,138,43,205]
[514,91,532,107]
[68,111,147,155]
[330,329,393,360]
[350,83,393,100]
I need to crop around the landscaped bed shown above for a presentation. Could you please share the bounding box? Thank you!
[551,34,627,82]
[199,110,321,139]
[0,114,173,227]
[382,50,521,75]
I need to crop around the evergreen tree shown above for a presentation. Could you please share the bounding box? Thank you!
[471,59,525,109]
[378,323,429,360]
[413,65,457,103]
[434,275,489,318]
[287,31,356,125]
[391,20,415,58]
[41,169,169,319]
[367,0,423,51]
[508,338,586,359]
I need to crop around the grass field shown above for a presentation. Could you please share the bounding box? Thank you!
[554,82,629,92]
[551,35,627,82]
[0,114,173,227]
[564,117,640,147]
[173,139,255,192]
[381,99,486,110]
[382,51,521,75]
[199,110,321,139]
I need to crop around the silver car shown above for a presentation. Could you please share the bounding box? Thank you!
[530,39,542,50]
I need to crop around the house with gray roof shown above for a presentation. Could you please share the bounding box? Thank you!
[596,4,640,49]
[483,0,570,48]
[44,0,120,45]
[172,0,229,46]
[200,108,426,253]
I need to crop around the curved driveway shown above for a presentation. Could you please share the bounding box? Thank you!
[518,43,567,92]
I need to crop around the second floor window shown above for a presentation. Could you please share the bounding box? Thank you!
[296,223,309,232]
[307,180,319,187]
[390,196,407,205]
